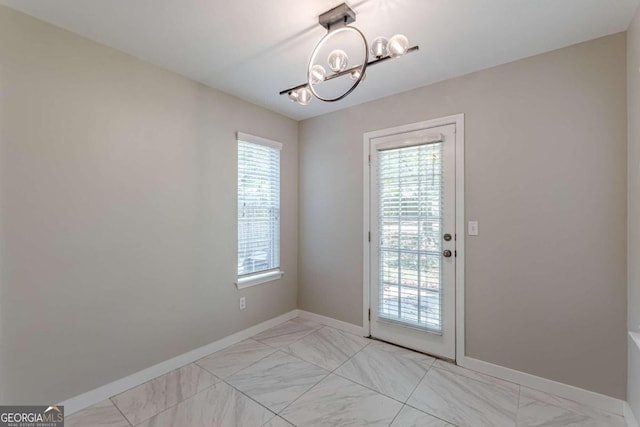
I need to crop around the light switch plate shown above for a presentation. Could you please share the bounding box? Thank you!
[468,221,479,236]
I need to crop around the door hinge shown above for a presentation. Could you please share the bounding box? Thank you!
[455,250,457,257]
[368,154,371,165]
[368,231,371,242]
[368,308,371,321]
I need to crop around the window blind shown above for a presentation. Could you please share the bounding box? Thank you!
[377,142,443,332]
[237,136,281,277]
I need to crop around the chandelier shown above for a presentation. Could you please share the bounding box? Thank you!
[280,3,419,105]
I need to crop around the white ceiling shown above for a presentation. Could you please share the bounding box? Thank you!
[2,0,638,120]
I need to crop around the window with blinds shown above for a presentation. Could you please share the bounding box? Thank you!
[237,136,281,279]
[377,142,443,332]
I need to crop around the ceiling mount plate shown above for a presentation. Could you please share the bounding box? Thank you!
[319,3,356,30]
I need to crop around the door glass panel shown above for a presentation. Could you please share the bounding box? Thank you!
[377,142,443,332]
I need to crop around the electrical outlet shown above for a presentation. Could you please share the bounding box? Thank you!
[239,297,246,310]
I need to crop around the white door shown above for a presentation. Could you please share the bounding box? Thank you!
[369,123,456,359]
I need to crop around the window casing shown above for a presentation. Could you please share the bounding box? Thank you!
[236,133,282,288]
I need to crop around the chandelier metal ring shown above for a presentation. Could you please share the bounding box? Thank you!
[307,26,369,103]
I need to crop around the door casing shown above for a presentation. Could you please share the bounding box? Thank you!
[362,113,465,362]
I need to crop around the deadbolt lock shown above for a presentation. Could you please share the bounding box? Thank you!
[443,233,452,241]
[443,249,452,258]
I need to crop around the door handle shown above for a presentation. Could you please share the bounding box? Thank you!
[443,249,452,258]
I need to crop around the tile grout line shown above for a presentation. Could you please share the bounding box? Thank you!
[403,362,458,427]
[513,388,624,426]
[222,338,326,388]
[231,384,298,427]
[400,359,432,407]
[330,341,438,408]
[109,361,204,400]
[108,398,135,427]
[386,404,404,426]
[275,369,331,421]
[442,362,620,424]
[331,338,373,373]
[273,336,351,416]
[222,319,331,425]
[254,321,324,350]
[107,363,222,426]
[108,318,518,427]
[431,361,520,393]
[326,347,452,427]
[273,336,375,421]
[431,362,521,395]
[115,378,223,426]
[189,319,326,425]
[69,317,622,427]
[117,317,333,425]
[106,320,454,427]
[227,358,327,420]
[402,397,459,426]
[195,339,279,381]
[524,386,624,420]
[100,316,615,427]
[279,328,372,371]
[406,356,435,400]
[261,413,293,427]
[106,319,497,427]
[403,367,515,427]
[330,369,410,407]
[255,321,371,375]
[217,378,283,425]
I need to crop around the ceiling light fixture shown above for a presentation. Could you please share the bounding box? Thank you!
[280,3,419,105]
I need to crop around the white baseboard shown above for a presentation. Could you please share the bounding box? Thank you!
[626,401,640,427]
[297,310,367,336]
[59,309,629,422]
[59,309,298,415]
[297,311,627,417]
[458,356,624,416]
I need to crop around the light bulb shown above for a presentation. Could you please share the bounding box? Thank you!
[297,87,312,105]
[388,34,409,58]
[370,36,388,58]
[327,49,349,72]
[287,90,299,102]
[349,69,365,82]
[310,64,326,85]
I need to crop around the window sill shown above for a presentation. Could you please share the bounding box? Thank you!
[236,270,284,289]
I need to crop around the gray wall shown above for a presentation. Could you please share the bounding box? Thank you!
[0,6,298,404]
[298,33,627,399]
[628,4,640,420]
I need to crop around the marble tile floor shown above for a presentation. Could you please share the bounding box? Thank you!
[67,317,626,427]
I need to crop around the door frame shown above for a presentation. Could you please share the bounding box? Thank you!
[362,113,465,362]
